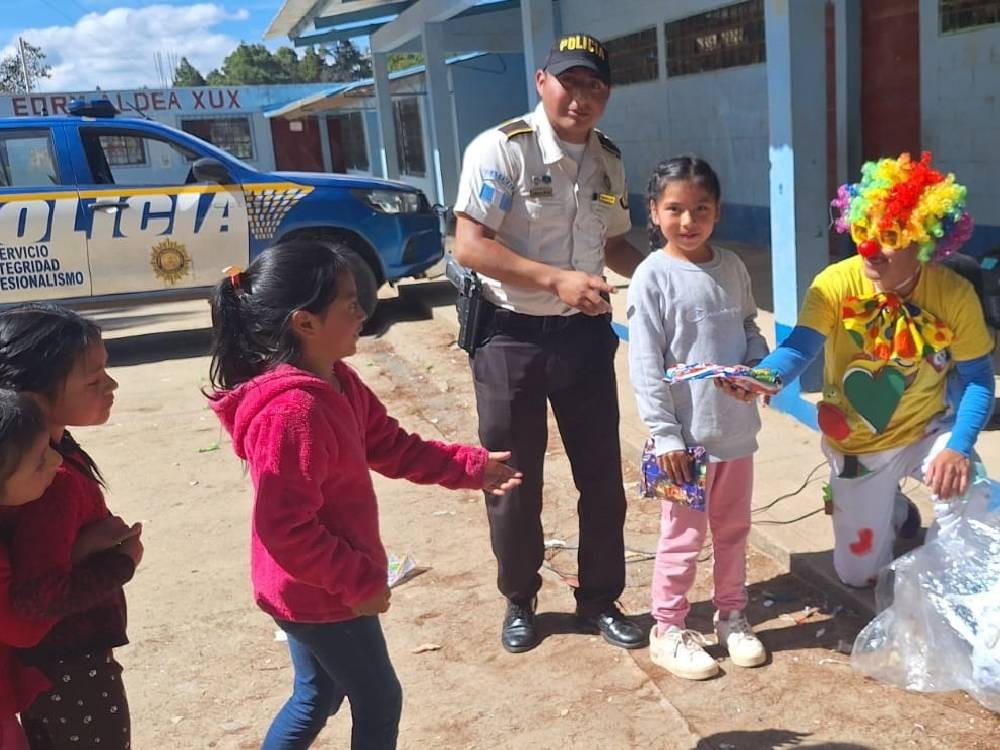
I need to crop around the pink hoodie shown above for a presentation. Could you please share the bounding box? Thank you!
[211,362,488,623]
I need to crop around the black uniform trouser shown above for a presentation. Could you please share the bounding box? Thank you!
[471,307,627,614]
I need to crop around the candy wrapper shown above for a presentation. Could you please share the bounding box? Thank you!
[664,363,781,396]
[387,553,426,588]
[639,439,707,511]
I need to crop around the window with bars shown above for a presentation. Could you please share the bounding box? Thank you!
[665,0,765,78]
[940,0,1000,32]
[338,112,369,171]
[180,116,254,160]
[98,134,146,166]
[605,27,659,86]
[393,97,425,177]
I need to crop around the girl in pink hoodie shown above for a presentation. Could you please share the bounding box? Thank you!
[208,240,520,750]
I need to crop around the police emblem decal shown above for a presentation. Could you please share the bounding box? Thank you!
[150,239,192,285]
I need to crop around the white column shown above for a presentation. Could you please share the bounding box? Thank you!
[765,0,828,392]
[421,22,460,206]
[520,0,559,107]
[372,51,399,179]
[317,115,334,172]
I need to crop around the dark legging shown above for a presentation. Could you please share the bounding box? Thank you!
[20,651,130,750]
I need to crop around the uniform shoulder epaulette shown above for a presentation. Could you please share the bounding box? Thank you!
[595,130,621,158]
[498,118,532,139]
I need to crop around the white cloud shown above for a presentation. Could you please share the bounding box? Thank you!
[2,4,251,92]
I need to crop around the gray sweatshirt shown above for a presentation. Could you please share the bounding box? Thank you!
[626,247,769,461]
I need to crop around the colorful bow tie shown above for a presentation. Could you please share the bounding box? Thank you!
[842,292,953,363]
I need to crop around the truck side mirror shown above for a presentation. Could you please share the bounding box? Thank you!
[192,157,231,184]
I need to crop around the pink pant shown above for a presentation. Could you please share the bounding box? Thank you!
[651,455,754,628]
[0,716,29,750]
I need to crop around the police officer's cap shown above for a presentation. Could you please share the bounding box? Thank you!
[543,33,611,86]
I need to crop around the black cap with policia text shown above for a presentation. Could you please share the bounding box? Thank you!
[543,33,611,86]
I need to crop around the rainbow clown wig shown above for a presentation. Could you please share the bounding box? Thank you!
[830,151,973,263]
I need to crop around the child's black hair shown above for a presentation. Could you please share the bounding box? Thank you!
[209,239,357,391]
[0,389,47,492]
[646,157,722,251]
[0,303,104,484]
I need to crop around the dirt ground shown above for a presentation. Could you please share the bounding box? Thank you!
[78,293,998,750]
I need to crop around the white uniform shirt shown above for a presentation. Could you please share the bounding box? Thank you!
[454,102,631,316]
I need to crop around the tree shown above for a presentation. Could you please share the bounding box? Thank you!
[0,40,51,94]
[172,57,206,87]
[273,47,300,83]
[216,42,291,85]
[205,69,226,85]
[297,46,327,83]
[387,53,423,73]
[327,40,372,81]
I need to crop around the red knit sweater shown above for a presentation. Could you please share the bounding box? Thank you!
[211,362,488,622]
[0,548,50,718]
[7,452,135,666]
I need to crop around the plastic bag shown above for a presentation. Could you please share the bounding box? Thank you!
[850,474,1000,711]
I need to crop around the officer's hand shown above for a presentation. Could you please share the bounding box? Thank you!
[554,270,614,315]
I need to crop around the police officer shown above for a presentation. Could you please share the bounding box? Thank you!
[453,33,645,653]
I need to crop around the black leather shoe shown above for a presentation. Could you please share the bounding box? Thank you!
[501,599,538,653]
[576,605,646,649]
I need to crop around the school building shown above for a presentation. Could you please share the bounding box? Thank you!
[266,0,1000,415]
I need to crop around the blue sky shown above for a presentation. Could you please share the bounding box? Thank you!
[1,2,303,92]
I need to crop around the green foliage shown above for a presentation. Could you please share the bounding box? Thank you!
[326,40,372,81]
[181,40,374,87]
[387,53,424,73]
[172,57,207,87]
[0,40,51,94]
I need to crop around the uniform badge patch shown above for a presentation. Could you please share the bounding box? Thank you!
[479,183,512,211]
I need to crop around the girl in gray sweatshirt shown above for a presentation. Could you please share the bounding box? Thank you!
[627,157,769,682]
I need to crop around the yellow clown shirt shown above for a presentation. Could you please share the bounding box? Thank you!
[797,255,993,454]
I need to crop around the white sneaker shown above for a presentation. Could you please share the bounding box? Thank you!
[714,611,767,668]
[649,624,720,680]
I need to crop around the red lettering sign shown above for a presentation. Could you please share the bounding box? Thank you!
[51,96,67,114]
[168,91,181,110]
[226,89,240,108]
[12,98,27,116]
[151,92,165,110]
[192,90,206,110]
[208,90,224,109]
[132,92,149,111]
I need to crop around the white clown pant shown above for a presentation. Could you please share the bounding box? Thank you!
[822,419,992,588]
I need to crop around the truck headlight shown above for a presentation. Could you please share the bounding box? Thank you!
[352,189,424,214]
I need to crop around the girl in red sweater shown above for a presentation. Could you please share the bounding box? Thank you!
[0,390,61,750]
[0,305,144,750]
[208,240,521,750]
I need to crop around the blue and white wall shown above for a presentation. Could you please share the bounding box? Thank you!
[920,0,1000,257]
[452,53,529,156]
[558,0,771,247]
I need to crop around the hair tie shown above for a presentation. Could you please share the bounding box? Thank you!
[222,265,244,292]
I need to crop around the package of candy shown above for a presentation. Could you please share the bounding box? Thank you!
[639,439,707,511]
[663,363,781,396]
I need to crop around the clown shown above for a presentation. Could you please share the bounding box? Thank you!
[743,152,995,587]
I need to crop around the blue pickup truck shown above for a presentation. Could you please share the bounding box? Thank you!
[0,99,443,306]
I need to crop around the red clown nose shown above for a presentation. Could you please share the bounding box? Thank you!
[858,239,881,258]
